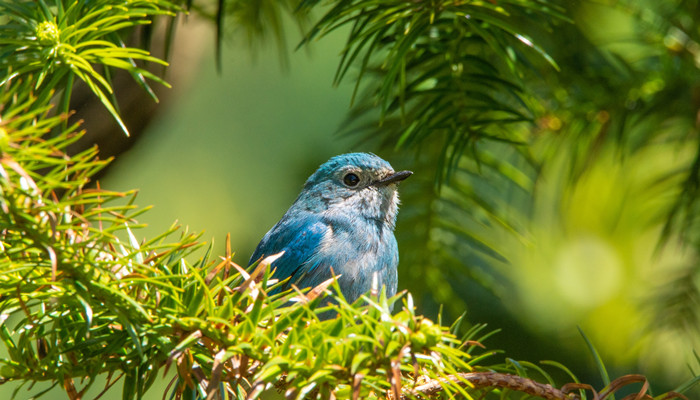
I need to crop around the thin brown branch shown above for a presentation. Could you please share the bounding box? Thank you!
[399,372,578,400]
[93,371,124,400]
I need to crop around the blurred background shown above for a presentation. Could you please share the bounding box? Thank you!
[7,0,700,398]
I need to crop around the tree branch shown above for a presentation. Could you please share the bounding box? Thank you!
[401,372,578,400]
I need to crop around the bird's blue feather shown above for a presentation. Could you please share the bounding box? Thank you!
[249,211,328,292]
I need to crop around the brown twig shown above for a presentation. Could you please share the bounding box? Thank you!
[399,372,578,400]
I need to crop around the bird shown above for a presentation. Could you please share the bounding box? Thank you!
[249,152,412,305]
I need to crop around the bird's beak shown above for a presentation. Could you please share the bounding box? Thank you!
[373,170,413,186]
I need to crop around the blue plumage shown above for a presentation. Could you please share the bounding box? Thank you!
[249,153,411,304]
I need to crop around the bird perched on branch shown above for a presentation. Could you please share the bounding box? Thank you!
[249,152,412,304]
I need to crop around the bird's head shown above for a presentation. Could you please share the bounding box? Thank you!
[297,153,412,228]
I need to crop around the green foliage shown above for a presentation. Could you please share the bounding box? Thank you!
[0,0,177,135]
[166,262,496,400]
[0,0,699,399]
[299,0,565,173]
[0,81,197,398]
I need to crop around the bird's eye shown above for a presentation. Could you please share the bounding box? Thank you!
[343,173,360,187]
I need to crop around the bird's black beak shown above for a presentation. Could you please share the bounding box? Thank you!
[373,170,413,186]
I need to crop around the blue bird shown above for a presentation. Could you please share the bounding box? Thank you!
[249,153,411,304]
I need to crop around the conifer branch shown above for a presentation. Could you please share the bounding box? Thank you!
[400,372,577,400]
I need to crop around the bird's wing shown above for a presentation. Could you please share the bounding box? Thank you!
[249,214,328,287]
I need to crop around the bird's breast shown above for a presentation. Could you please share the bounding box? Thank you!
[312,219,399,301]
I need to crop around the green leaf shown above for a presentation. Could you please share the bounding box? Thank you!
[578,327,611,387]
